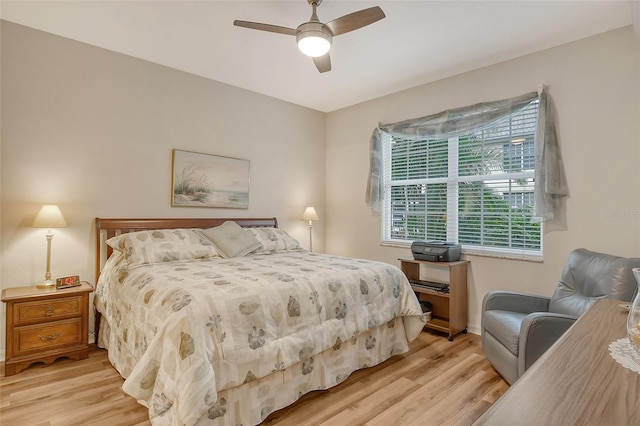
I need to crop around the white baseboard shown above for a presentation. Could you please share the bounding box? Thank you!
[467,323,480,335]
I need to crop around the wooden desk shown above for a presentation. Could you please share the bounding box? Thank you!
[475,299,640,425]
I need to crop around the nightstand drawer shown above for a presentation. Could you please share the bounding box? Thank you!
[13,296,82,325]
[14,318,83,354]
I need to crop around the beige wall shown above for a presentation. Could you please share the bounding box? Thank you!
[0,21,326,354]
[325,26,640,334]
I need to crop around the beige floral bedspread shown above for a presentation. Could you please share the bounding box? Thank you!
[95,251,424,425]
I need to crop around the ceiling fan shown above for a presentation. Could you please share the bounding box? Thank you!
[234,0,385,73]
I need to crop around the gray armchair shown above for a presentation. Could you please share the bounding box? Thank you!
[481,248,640,384]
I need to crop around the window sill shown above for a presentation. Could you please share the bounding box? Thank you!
[381,241,543,263]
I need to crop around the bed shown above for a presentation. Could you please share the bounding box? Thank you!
[93,217,425,426]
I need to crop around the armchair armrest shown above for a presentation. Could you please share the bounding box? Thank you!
[483,291,550,314]
[518,312,577,376]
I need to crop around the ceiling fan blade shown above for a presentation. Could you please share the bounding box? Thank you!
[233,20,297,36]
[325,6,385,36]
[313,54,331,73]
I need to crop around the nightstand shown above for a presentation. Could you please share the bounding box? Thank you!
[1,281,94,376]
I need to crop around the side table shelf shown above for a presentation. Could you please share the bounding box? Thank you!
[399,258,469,341]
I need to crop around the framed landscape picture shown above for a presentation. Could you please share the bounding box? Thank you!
[171,149,250,208]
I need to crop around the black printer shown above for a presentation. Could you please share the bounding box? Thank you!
[411,240,462,262]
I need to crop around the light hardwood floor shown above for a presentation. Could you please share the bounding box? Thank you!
[0,332,508,426]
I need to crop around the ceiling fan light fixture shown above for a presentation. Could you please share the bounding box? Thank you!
[296,22,332,57]
[297,34,331,57]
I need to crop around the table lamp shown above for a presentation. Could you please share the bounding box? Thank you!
[32,205,68,289]
[302,206,319,252]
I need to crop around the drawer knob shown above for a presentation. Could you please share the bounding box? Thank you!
[38,332,61,341]
[45,306,55,316]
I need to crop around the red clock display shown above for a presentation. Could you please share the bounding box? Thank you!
[56,275,81,289]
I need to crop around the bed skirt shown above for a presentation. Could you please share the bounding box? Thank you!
[98,314,418,425]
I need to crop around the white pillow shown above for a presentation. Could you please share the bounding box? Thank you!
[246,227,302,253]
[107,228,218,268]
[200,221,262,258]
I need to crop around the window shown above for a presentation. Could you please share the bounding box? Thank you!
[382,99,541,257]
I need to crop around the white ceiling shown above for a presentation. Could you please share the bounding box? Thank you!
[0,1,634,112]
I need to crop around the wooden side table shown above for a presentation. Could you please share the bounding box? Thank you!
[399,258,469,341]
[1,281,94,376]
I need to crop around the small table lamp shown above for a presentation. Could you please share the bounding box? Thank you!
[302,206,319,252]
[32,205,68,289]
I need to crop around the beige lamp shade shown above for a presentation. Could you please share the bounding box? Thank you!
[32,205,68,229]
[302,207,319,221]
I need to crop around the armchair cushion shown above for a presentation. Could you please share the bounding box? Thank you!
[549,248,640,316]
[483,310,528,355]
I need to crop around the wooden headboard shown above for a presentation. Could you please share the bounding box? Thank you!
[94,217,278,282]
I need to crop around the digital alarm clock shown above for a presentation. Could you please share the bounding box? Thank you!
[56,275,81,289]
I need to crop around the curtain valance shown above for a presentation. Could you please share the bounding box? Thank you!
[365,90,568,222]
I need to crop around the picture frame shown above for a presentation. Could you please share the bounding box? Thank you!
[171,149,250,208]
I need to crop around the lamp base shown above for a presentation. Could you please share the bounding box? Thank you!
[37,280,56,290]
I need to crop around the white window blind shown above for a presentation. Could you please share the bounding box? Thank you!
[382,99,541,257]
